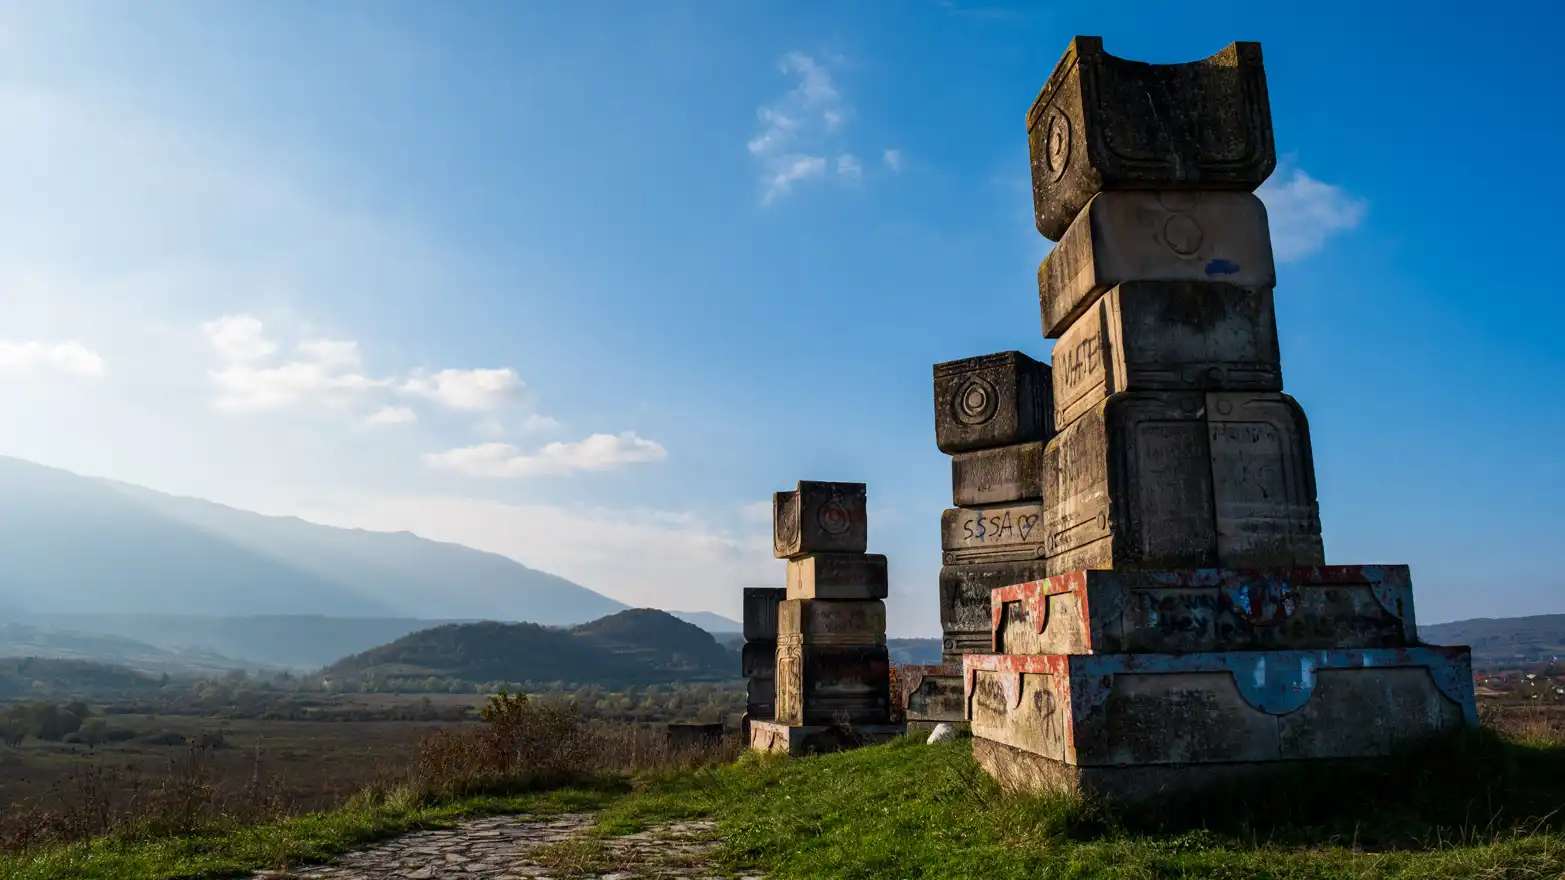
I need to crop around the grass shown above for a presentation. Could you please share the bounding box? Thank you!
[595,727,1565,879]
[4,699,1565,879]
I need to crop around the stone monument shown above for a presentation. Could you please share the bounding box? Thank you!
[960,35,1476,804]
[740,586,786,741]
[749,480,907,755]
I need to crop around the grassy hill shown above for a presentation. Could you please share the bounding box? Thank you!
[322,608,739,687]
[0,656,164,698]
[0,623,254,677]
[1422,614,1565,670]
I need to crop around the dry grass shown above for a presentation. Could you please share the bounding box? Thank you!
[0,691,739,857]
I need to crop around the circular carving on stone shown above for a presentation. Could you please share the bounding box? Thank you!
[952,376,1000,427]
[1206,367,1224,385]
[1097,512,1108,531]
[1217,398,1234,416]
[1041,109,1071,182]
[1163,214,1205,255]
[1180,396,1201,415]
[1155,191,1200,212]
[817,498,853,536]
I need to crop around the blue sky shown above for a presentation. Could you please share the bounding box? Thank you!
[0,1,1560,635]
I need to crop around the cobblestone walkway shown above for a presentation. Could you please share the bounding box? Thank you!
[255,813,762,879]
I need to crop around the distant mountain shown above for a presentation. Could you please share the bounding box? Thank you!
[888,639,943,665]
[0,456,627,623]
[323,608,739,687]
[0,623,253,677]
[1422,614,1565,671]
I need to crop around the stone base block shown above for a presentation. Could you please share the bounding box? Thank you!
[933,351,1055,455]
[773,481,867,559]
[778,599,887,645]
[974,736,1386,807]
[940,560,1053,639]
[742,588,786,641]
[741,640,776,678]
[899,664,966,723]
[748,719,908,756]
[951,442,1046,507]
[990,565,1417,656]
[964,647,1476,777]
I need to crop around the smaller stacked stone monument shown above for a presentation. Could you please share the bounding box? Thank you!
[749,480,907,755]
[739,586,786,741]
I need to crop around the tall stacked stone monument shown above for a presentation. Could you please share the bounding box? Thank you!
[739,586,786,741]
[962,36,1476,804]
[749,481,907,755]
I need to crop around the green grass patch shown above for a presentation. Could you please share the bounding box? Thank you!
[0,784,617,880]
[598,732,1565,879]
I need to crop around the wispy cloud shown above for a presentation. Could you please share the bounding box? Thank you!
[0,340,106,378]
[424,432,668,478]
[401,367,525,411]
[1258,160,1368,262]
[882,149,903,174]
[366,406,416,427]
[747,52,889,205]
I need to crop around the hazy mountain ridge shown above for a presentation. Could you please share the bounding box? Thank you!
[1422,615,1565,670]
[0,455,686,626]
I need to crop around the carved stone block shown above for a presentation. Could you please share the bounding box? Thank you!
[964,648,1475,786]
[1028,36,1276,241]
[951,442,1046,507]
[786,553,889,601]
[749,719,906,756]
[989,566,1417,656]
[777,599,886,646]
[900,664,967,724]
[939,560,1052,660]
[940,502,1048,565]
[1207,392,1325,566]
[773,481,868,559]
[1052,282,1282,430]
[741,640,777,679]
[933,352,1054,455]
[773,639,892,726]
[1038,192,1276,338]
[1041,391,1217,575]
[742,587,786,641]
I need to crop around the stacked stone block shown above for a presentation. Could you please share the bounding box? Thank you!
[961,35,1476,805]
[749,481,906,755]
[933,352,1055,666]
[739,586,786,741]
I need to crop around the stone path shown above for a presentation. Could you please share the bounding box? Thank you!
[254,813,763,879]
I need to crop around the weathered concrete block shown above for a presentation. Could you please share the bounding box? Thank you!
[934,352,1054,455]
[785,553,889,600]
[1028,36,1275,241]
[1207,392,1325,566]
[1038,193,1277,340]
[742,587,787,641]
[774,639,891,726]
[777,599,887,646]
[1052,282,1282,428]
[940,502,1048,565]
[964,646,1475,785]
[990,565,1417,656]
[746,675,775,706]
[748,718,907,756]
[939,560,1052,659]
[900,664,967,723]
[1041,391,1217,575]
[773,481,868,559]
[741,640,777,678]
[951,442,1046,507]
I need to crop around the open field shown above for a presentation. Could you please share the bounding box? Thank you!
[0,696,1560,878]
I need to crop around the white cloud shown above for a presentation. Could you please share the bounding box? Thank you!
[882,149,903,173]
[366,406,416,427]
[424,431,668,478]
[401,367,525,411]
[740,500,774,524]
[0,340,106,378]
[199,314,276,363]
[520,413,562,433]
[1257,162,1368,262]
[749,52,879,205]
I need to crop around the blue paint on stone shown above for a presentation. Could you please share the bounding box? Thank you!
[1205,258,1241,276]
